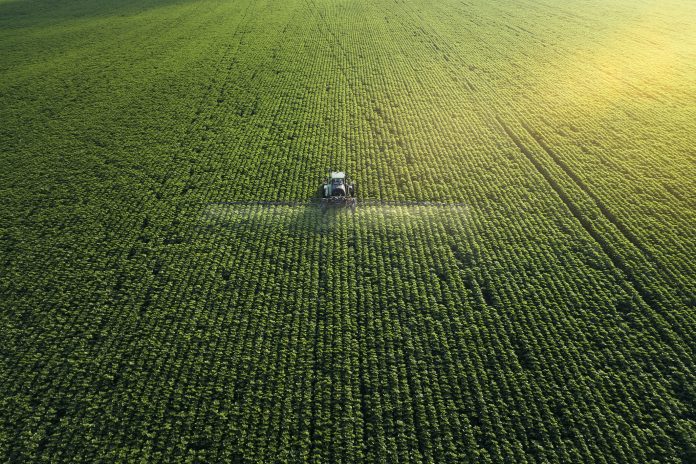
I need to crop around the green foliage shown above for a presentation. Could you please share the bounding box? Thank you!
[1,0,695,462]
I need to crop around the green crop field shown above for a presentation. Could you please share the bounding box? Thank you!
[1,0,695,462]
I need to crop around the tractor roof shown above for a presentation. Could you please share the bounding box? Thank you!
[330,171,346,179]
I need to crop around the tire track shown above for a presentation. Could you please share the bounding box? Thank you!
[518,121,693,300]
[496,115,695,355]
[391,0,694,324]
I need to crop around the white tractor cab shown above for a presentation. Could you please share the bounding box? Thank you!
[322,171,356,209]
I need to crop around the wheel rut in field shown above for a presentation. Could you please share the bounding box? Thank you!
[517,122,678,280]
[517,120,694,309]
[495,116,668,313]
[497,115,696,358]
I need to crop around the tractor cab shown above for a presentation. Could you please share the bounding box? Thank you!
[322,171,356,209]
[323,171,353,197]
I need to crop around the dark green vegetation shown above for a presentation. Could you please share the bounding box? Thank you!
[1,0,695,462]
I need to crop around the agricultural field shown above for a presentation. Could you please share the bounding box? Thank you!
[1,0,695,462]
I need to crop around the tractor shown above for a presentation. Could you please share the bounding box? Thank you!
[322,171,356,209]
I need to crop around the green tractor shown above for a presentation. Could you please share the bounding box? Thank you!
[322,171,356,209]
